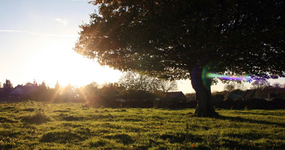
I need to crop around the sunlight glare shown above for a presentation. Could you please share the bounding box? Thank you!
[26,41,122,87]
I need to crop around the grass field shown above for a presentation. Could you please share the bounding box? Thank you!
[0,101,285,150]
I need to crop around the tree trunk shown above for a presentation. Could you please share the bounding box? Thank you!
[191,65,219,117]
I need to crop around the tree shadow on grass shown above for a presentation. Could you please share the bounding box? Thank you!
[62,116,85,121]
[21,113,50,124]
[236,111,285,116]
[0,106,17,112]
[40,131,86,143]
[160,132,204,143]
[217,115,285,127]
[104,133,134,145]
[217,139,255,150]
[0,116,18,123]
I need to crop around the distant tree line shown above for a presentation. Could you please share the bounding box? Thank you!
[1,76,284,109]
[0,72,178,107]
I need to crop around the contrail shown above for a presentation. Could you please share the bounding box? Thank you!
[0,30,77,38]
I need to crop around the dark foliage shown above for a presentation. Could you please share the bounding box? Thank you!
[75,0,285,78]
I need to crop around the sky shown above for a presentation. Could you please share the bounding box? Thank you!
[0,0,122,88]
[0,0,284,94]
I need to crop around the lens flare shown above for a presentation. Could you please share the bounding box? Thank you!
[206,73,252,82]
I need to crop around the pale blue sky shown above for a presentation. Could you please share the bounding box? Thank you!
[0,0,284,93]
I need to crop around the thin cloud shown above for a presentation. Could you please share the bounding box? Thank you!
[0,30,77,37]
[55,18,68,26]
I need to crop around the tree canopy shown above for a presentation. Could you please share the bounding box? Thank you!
[75,0,285,79]
[74,0,285,117]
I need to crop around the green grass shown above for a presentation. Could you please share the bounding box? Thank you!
[0,101,284,149]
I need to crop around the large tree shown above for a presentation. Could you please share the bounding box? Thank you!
[74,0,285,117]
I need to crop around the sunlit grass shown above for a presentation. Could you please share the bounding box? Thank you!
[0,102,284,149]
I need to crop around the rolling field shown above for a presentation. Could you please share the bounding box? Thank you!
[0,101,285,149]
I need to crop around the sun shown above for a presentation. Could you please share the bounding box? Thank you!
[28,42,122,88]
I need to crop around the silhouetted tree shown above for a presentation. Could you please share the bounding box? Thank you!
[25,82,36,87]
[75,0,285,117]
[57,84,78,102]
[3,79,13,94]
[55,81,60,89]
[80,82,99,99]
[40,81,47,89]
[119,71,159,92]
[27,81,49,101]
[119,71,177,93]
[99,83,120,100]
[85,82,99,90]
[224,84,235,92]
[33,79,37,86]
[158,80,177,93]
[120,89,154,101]
[86,82,98,92]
